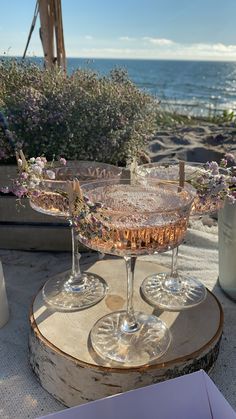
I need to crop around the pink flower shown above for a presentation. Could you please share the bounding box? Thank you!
[59,157,67,166]
[20,172,28,180]
[13,186,28,198]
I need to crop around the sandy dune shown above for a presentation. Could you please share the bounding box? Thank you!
[147,122,236,163]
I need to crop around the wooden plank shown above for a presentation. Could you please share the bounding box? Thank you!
[0,224,71,251]
[38,0,55,68]
[53,0,66,71]
[29,258,223,407]
[0,165,18,188]
[0,196,67,224]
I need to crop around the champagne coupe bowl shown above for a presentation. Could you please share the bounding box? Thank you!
[29,161,122,310]
[137,161,224,311]
[74,178,194,366]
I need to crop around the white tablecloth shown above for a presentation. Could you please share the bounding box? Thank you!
[0,219,235,418]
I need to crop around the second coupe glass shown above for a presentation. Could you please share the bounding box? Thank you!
[137,162,224,310]
[29,161,122,310]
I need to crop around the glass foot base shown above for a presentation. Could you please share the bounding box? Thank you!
[90,311,171,366]
[42,271,108,310]
[141,273,207,311]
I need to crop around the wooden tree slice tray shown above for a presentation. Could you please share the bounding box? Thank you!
[29,258,223,407]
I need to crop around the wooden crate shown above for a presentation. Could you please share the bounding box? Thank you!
[0,165,71,251]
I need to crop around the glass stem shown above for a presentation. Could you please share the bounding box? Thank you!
[168,246,184,292]
[98,252,105,260]
[122,256,140,333]
[70,219,82,280]
[171,246,179,278]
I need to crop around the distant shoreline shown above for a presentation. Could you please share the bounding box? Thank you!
[1,55,236,63]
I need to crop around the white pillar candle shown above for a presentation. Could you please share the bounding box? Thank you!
[219,200,236,300]
[0,261,9,328]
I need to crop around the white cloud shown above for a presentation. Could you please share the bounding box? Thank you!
[143,37,175,46]
[74,40,236,60]
[14,32,236,61]
[176,42,236,58]
[119,36,136,42]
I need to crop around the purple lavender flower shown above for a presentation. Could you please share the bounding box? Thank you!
[13,186,28,198]
[207,161,219,176]
[20,172,28,180]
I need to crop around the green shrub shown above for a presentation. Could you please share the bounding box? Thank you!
[0,60,157,165]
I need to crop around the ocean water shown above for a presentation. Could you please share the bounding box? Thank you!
[66,58,236,117]
[3,57,236,117]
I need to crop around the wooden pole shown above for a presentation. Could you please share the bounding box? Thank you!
[53,0,66,71]
[38,0,66,71]
[38,0,54,68]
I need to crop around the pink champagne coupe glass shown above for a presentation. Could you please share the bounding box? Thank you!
[29,161,122,310]
[137,161,225,311]
[73,178,194,365]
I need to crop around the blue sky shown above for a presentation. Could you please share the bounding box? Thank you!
[1,0,236,60]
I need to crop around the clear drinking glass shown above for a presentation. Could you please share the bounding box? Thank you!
[29,161,122,310]
[73,178,194,366]
[137,161,225,311]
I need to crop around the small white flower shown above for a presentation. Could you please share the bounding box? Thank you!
[46,170,56,180]
[31,164,43,176]
[29,181,37,189]
[30,175,40,185]
[17,158,23,167]
[35,157,45,168]
[29,157,36,163]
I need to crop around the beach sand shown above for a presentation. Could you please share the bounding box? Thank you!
[147,121,236,163]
